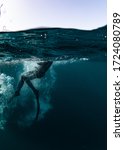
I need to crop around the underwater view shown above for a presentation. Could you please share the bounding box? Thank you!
[0,26,107,150]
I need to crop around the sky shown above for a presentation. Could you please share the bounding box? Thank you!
[0,0,106,31]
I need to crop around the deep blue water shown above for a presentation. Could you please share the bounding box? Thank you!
[0,26,107,150]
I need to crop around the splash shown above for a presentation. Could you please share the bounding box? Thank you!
[0,73,14,129]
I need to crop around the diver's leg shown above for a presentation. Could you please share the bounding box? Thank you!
[24,72,40,121]
[9,75,26,102]
[14,75,25,96]
[34,97,40,121]
[14,70,38,97]
[22,70,40,99]
[25,79,39,99]
[20,71,40,122]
